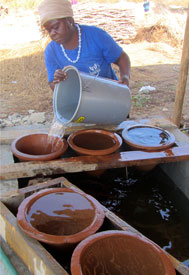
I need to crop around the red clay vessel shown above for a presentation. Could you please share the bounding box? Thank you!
[68,129,122,176]
[17,188,105,249]
[122,125,175,171]
[71,230,176,275]
[11,132,68,161]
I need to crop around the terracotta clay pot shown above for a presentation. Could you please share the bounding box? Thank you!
[17,188,105,249]
[11,132,68,161]
[68,129,122,176]
[122,125,175,171]
[71,230,176,275]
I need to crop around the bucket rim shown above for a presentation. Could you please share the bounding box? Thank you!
[53,65,82,125]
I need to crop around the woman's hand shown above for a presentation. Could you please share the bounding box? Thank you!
[118,75,130,87]
[49,69,67,91]
[53,69,67,84]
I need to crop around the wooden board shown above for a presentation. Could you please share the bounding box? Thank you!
[1,146,189,180]
[1,177,189,275]
[0,145,18,194]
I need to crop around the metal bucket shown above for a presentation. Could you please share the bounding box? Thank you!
[53,65,131,125]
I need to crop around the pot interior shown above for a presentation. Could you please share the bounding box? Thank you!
[26,191,95,235]
[122,125,175,150]
[72,132,116,150]
[79,235,169,275]
[16,134,63,155]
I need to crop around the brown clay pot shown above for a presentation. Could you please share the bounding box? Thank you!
[71,230,176,275]
[17,188,105,249]
[67,129,122,176]
[122,125,175,171]
[11,132,68,161]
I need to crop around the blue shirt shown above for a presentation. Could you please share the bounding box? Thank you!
[45,25,123,82]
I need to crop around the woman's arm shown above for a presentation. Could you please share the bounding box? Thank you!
[114,51,131,87]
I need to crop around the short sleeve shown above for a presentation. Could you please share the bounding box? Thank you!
[95,28,123,64]
[45,43,60,82]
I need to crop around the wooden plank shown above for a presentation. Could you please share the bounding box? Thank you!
[172,8,189,127]
[1,146,189,180]
[0,145,18,194]
[0,237,31,275]
[0,201,68,275]
[0,177,71,212]
[1,177,188,275]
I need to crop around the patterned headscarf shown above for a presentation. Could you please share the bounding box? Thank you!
[38,0,73,26]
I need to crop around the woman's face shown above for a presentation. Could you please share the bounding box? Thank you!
[44,18,72,45]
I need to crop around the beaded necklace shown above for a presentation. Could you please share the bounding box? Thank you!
[60,24,81,64]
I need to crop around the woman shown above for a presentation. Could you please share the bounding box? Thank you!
[38,0,131,92]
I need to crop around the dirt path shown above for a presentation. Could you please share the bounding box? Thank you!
[0,2,188,130]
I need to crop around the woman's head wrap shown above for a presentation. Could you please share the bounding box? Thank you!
[38,0,73,26]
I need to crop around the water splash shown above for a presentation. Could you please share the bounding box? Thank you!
[48,118,66,139]
[47,118,67,150]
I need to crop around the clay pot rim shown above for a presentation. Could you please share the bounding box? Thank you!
[68,129,122,156]
[17,188,105,245]
[71,230,176,275]
[11,132,68,161]
[122,124,175,151]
